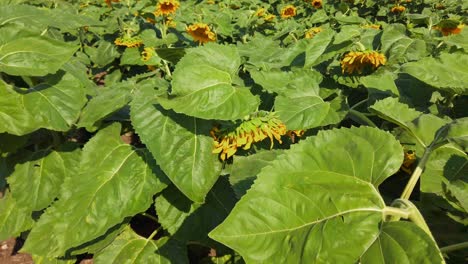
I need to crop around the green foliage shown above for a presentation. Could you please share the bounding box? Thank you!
[0,0,466,263]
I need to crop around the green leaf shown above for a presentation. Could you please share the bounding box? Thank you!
[210,127,404,263]
[24,72,88,131]
[0,4,102,31]
[381,24,427,63]
[370,97,450,147]
[319,93,349,126]
[275,95,330,130]
[21,123,168,257]
[32,256,76,264]
[361,71,400,98]
[155,177,236,248]
[78,83,133,132]
[8,148,80,211]
[85,40,120,67]
[131,85,222,203]
[155,48,186,64]
[422,146,467,197]
[0,191,34,241]
[94,227,188,264]
[0,35,78,76]
[0,80,38,135]
[401,53,468,95]
[361,222,443,263]
[444,117,468,151]
[159,43,259,120]
[229,150,284,199]
[304,29,335,66]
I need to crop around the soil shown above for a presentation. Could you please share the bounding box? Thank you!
[0,238,33,264]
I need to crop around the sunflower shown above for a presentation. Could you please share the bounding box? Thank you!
[434,23,465,36]
[141,47,156,62]
[264,14,276,22]
[211,112,290,161]
[105,0,119,8]
[341,51,386,74]
[114,36,143,48]
[311,0,322,9]
[186,23,216,44]
[154,0,180,16]
[254,8,266,17]
[361,24,382,30]
[305,27,322,39]
[280,5,297,19]
[390,5,405,13]
[400,149,416,174]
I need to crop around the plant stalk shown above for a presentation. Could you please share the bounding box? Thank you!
[348,109,377,127]
[400,147,431,200]
[440,242,468,253]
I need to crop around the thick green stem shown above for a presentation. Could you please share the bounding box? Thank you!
[350,99,368,110]
[349,109,377,127]
[440,241,468,253]
[400,147,431,200]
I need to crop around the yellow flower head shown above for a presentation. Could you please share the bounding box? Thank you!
[254,8,266,17]
[434,23,464,36]
[211,112,289,161]
[311,0,322,9]
[361,24,382,30]
[305,27,322,39]
[264,14,276,22]
[114,35,143,48]
[141,47,156,62]
[105,0,120,8]
[391,5,405,13]
[401,149,416,174]
[280,5,297,19]
[186,23,216,44]
[341,50,386,74]
[155,0,180,16]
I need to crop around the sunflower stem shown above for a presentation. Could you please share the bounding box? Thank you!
[440,242,468,253]
[348,109,377,127]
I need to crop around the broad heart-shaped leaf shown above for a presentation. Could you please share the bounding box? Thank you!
[444,117,468,151]
[275,95,330,130]
[401,53,468,95]
[421,145,467,197]
[24,72,88,131]
[131,85,222,203]
[0,73,87,135]
[360,222,443,263]
[0,80,37,135]
[155,177,236,250]
[94,226,188,264]
[21,123,168,257]
[8,148,80,211]
[249,68,322,97]
[0,35,78,76]
[32,256,76,264]
[159,43,259,120]
[370,97,450,147]
[77,83,133,132]
[381,24,427,63]
[0,191,34,241]
[210,127,404,263]
[229,150,284,199]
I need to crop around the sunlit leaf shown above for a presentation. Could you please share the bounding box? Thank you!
[131,85,222,203]
[0,191,34,240]
[22,123,168,257]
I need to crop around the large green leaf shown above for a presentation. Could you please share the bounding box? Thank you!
[94,227,188,264]
[370,97,450,147]
[8,148,80,211]
[401,53,468,95]
[229,150,284,199]
[78,83,133,132]
[0,73,87,135]
[381,24,427,63]
[0,35,78,76]
[210,127,405,263]
[21,123,168,257]
[131,85,222,203]
[275,95,330,130]
[361,222,443,263]
[158,43,259,120]
[0,80,37,135]
[444,117,468,151]
[24,72,88,131]
[0,4,102,31]
[0,191,34,240]
[155,177,236,249]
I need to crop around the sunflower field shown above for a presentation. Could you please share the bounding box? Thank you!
[0,0,467,263]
